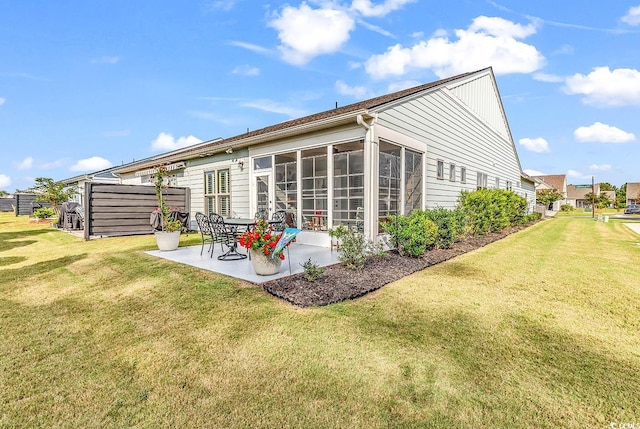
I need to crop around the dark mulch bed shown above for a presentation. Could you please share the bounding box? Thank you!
[263,223,533,307]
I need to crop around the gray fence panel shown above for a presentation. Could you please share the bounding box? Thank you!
[14,194,51,216]
[0,198,16,212]
[86,183,190,240]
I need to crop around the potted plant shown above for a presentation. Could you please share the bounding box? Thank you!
[238,218,293,275]
[152,166,183,251]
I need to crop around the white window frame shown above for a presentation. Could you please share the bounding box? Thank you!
[204,168,231,217]
[449,163,456,182]
[436,160,444,180]
[477,172,488,190]
[460,166,466,184]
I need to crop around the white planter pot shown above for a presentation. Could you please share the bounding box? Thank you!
[155,231,181,251]
[249,249,283,276]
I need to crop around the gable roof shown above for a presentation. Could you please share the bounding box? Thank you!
[533,175,566,192]
[627,182,640,200]
[115,68,506,174]
[566,184,593,200]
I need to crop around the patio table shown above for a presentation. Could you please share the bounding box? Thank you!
[218,218,281,261]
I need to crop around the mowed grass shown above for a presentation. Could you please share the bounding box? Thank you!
[1,213,639,428]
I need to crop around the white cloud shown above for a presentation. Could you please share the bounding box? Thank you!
[269,3,355,65]
[0,97,5,105]
[567,169,591,180]
[91,56,120,64]
[523,169,546,176]
[552,44,573,55]
[518,137,550,153]
[563,67,640,106]
[356,19,394,37]
[232,64,260,76]
[533,73,564,83]
[364,16,545,79]
[240,100,308,118]
[589,163,612,171]
[335,80,373,99]
[0,174,11,188]
[70,156,113,172]
[151,132,202,152]
[16,157,33,170]
[228,41,273,55]
[351,0,416,17]
[574,122,636,143]
[622,5,640,25]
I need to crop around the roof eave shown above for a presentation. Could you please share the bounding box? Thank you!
[114,110,369,174]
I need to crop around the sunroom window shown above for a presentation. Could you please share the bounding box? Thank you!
[301,147,327,230]
[333,141,364,231]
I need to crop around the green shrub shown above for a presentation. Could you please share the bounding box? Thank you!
[33,207,55,219]
[525,212,542,222]
[560,204,574,212]
[458,189,528,236]
[423,207,466,249]
[300,258,325,282]
[329,226,369,270]
[382,213,438,257]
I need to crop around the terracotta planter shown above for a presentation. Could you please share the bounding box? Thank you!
[155,231,181,251]
[249,249,282,276]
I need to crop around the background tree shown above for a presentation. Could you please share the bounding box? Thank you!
[0,190,9,197]
[536,189,564,208]
[32,177,77,208]
[599,182,613,191]
[616,183,627,208]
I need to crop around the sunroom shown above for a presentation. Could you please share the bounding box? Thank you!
[244,132,425,247]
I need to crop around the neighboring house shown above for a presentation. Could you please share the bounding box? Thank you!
[626,182,640,205]
[61,166,122,206]
[566,183,598,208]
[532,174,567,211]
[112,67,532,246]
[566,183,616,208]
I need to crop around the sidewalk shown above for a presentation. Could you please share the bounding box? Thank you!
[624,223,640,236]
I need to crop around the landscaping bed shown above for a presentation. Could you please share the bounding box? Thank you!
[263,223,530,307]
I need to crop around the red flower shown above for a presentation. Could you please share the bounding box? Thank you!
[237,217,294,260]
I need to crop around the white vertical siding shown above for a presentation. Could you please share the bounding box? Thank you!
[447,74,509,139]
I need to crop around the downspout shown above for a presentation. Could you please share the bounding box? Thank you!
[357,114,377,242]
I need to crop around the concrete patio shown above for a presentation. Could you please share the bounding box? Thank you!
[146,242,340,284]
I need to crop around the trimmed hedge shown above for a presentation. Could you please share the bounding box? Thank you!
[458,189,528,236]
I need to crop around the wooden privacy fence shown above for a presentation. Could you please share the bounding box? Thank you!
[84,183,190,240]
[13,194,51,216]
[0,197,15,212]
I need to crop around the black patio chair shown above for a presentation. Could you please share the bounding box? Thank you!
[210,213,247,261]
[271,210,287,232]
[254,209,269,220]
[195,212,217,257]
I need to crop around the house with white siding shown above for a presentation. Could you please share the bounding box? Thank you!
[113,67,533,246]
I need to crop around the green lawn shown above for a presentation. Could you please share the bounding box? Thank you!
[1,213,639,428]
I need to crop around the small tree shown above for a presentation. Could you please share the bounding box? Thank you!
[536,188,564,208]
[32,177,77,208]
[0,190,9,197]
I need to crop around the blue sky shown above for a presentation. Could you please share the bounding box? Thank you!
[1,0,640,192]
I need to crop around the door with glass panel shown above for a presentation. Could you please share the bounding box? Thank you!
[255,174,271,218]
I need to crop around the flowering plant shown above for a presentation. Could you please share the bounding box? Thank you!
[238,218,293,260]
[152,165,184,233]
